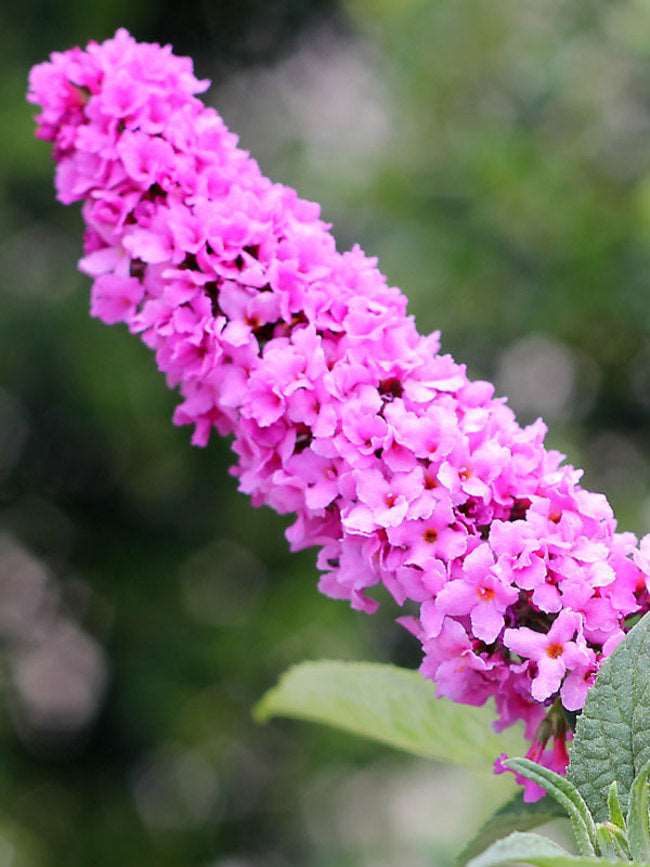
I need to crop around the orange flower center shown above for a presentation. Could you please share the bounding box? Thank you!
[546,643,564,659]
[476,586,495,602]
[422,528,438,544]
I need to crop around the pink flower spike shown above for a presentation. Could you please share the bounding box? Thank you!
[30,30,650,798]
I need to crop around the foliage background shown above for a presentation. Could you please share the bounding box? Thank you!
[2,1,650,864]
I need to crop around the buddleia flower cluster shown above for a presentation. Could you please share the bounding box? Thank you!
[28,29,650,801]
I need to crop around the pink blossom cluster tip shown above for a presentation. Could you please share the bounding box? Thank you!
[28,29,650,799]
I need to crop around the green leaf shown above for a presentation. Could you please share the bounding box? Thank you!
[626,759,650,861]
[568,611,650,821]
[457,794,567,866]
[594,822,629,861]
[594,825,618,860]
[466,831,647,866]
[254,661,525,770]
[503,759,597,856]
[606,782,625,830]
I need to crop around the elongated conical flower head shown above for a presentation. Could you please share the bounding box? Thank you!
[28,29,650,798]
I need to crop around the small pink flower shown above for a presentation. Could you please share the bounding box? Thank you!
[386,500,468,567]
[422,542,518,643]
[279,450,340,511]
[90,274,143,324]
[342,467,424,534]
[420,618,499,707]
[100,68,147,118]
[504,610,588,703]
[117,130,175,187]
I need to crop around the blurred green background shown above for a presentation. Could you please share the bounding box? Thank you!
[2,0,650,863]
